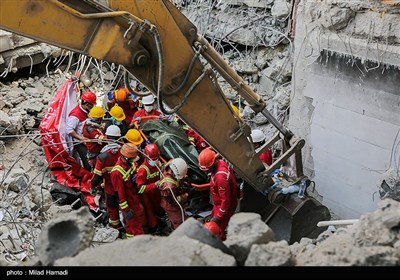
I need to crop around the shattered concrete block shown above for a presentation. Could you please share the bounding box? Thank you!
[92,227,119,243]
[55,235,236,266]
[225,212,275,265]
[0,98,6,110]
[319,7,355,31]
[170,218,232,256]
[245,240,294,266]
[24,87,40,97]
[271,0,291,19]
[0,111,10,128]
[36,207,95,266]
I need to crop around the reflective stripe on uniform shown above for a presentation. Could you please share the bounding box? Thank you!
[138,185,147,194]
[139,164,160,180]
[126,233,134,238]
[112,165,136,181]
[160,177,178,187]
[109,219,121,226]
[93,168,102,176]
[119,201,128,210]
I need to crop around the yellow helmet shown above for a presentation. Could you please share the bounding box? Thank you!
[88,106,105,119]
[231,104,241,119]
[125,129,144,145]
[110,105,126,121]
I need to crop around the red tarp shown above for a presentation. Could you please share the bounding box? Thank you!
[39,79,97,210]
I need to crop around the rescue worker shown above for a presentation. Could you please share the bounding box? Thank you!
[124,128,145,152]
[107,87,139,124]
[105,105,129,137]
[66,91,97,171]
[90,125,123,234]
[183,124,209,152]
[136,143,164,233]
[198,148,239,240]
[250,129,273,166]
[82,106,107,170]
[174,116,208,152]
[131,95,161,126]
[159,158,190,230]
[110,143,147,238]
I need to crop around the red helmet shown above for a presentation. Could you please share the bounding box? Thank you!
[81,91,96,105]
[198,148,217,171]
[144,143,160,160]
[204,221,220,237]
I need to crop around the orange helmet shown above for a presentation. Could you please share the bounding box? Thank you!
[144,143,160,160]
[120,143,139,158]
[204,221,220,237]
[81,91,97,105]
[115,88,129,102]
[198,148,217,171]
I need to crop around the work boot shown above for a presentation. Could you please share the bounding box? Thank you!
[111,223,126,239]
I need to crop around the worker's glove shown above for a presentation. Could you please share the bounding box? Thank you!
[123,209,134,220]
[155,180,161,189]
[107,91,114,101]
[211,217,221,225]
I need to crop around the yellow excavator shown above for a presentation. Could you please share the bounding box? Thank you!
[0,0,330,243]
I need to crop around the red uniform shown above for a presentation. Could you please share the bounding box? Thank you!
[107,94,138,124]
[210,159,239,240]
[136,160,163,230]
[159,172,189,230]
[110,158,146,238]
[183,125,209,152]
[259,149,273,166]
[82,121,106,168]
[132,108,161,125]
[92,144,121,228]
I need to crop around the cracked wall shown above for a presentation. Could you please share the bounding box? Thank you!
[290,0,400,218]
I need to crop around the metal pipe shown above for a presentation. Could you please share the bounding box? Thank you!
[317,219,359,227]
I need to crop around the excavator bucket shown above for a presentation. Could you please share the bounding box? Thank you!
[240,185,331,244]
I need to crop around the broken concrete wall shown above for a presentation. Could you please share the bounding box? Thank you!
[290,0,400,218]
[0,30,61,75]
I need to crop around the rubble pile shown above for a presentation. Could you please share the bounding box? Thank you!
[26,200,400,266]
[177,0,293,135]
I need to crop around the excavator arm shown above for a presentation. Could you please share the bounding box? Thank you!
[0,0,329,243]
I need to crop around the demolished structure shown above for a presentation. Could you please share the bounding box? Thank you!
[0,0,400,266]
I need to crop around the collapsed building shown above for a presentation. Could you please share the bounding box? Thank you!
[0,0,400,265]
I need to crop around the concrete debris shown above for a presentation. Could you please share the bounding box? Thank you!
[92,227,119,243]
[317,6,356,31]
[245,240,294,266]
[295,199,400,266]
[224,212,275,265]
[170,217,232,256]
[36,207,95,266]
[271,1,291,19]
[378,169,400,202]
[55,235,236,266]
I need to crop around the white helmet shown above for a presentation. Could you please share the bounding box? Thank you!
[142,95,155,105]
[105,125,121,137]
[250,129,265,143]
[169,158,188,180]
